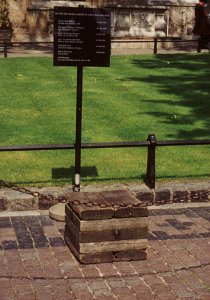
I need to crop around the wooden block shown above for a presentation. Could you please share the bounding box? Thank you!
[80,238,147,254]
[65,217,148,243]
[66,206,148,232]
[65,234,147,264]
[64,228,148,254]
[65,225,148,253]
[64,190,148,264]
[65,190,147,220]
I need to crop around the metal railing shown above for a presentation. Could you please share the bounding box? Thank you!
[0,41,53,58]
[0,37,204,58]
[112,37,198,54]
[1,134,210,189]
[145,134,210,189]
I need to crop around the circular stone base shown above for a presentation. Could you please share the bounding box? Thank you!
[49,203,66,222]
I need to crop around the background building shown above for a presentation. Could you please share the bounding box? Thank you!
[7,0,197,47]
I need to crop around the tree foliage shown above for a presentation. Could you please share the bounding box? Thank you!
[0,0,12,29]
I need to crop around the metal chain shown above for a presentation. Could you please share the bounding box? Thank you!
[0,179,68,203]
[0,179,146,208]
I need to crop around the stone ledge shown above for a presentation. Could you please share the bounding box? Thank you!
[0,181,210,212]
[130,181,210,206]
[28,0,89,10]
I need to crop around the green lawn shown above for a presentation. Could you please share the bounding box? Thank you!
[1,54,210,186]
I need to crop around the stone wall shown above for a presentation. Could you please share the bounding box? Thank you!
[7,0,197,42]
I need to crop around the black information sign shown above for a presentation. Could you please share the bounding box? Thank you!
[54,6,111,67]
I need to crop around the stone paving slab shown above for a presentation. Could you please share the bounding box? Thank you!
[0,204,210,299]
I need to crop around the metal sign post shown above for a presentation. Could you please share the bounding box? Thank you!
[54,6,111,191]
[74,66,83,191]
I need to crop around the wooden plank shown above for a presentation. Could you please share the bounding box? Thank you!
[65,204,80,229]
[80,216,148,232]
[64,228,148,253]
[64,225,80,252]
[79,238,148,254]
[66,208,148,231]
[65,233,81,261]
[66,192,114,220]
[103,190,148,218]
[64,233,112,263]
[114,206,148,218]
[65,234,147,264]
[65,217,148,243]
[66,190,147,220]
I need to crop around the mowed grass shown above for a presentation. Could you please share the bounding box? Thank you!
[0,54,210,186]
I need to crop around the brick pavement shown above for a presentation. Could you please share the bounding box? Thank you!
[0,203,210,299]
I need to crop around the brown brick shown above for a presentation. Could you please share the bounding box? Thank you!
[96,263,119,278]
[0,198,7,211]
[136,191,154,205]
[16,295,36,300]
[190,190,209,202]
[69,281,93,299]
[173,190,189,203]
[155,189,171,205]
[80,265,101,278]
[112,287,138,299]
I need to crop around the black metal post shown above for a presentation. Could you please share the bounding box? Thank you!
[145,134,156,189]
[154,38,158,54]
[4,40,8,58]
[197,38,201,53]
[74,66,83,192]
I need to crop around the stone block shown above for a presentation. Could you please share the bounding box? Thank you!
[6,192,38,211]
[173,190,189,203]
[190,190,209,202]
[155,189,171,205]
[136,191,154,206]
[129,184,155,205]
[185,182,210,203]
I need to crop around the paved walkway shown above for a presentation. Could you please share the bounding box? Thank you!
[0,203,210,299]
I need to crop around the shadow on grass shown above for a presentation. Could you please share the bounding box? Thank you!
[52,166,98,182]
[9,172,210,187]
[130,54,210,139]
